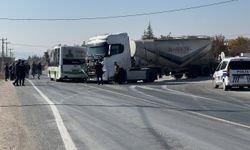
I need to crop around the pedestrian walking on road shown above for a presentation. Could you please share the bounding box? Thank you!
[19,60,26,86]
[95,61,104,85]
[31,61,37,78]
[13,59,21,86]
[9,63,15,81]
[37,62,42,79]
[25,62,30,78]
[4,63,9,81]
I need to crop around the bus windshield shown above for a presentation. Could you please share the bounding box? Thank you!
[62,47,85,65]
[87,43,108,58]
[62,47,85,59]
[63,59,85,65]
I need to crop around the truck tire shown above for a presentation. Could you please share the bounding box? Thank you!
[188,66,201,78]
[202,66,210,76]
[174,74,183,79]
[239,86,244,90]
[118,68,126,84]
[186,72,198,78]
[128,80,137,83]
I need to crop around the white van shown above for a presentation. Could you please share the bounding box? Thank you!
[213,57,250,91]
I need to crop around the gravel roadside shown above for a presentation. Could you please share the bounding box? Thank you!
[0,80,34,150]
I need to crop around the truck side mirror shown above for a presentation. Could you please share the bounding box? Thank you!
[107,45,112,56]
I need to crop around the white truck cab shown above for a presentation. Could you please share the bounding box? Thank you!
[86,33,158,83]
[213,57,250,91]
[86,33,131,81]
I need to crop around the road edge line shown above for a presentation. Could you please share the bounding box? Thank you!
[28,80,77,150]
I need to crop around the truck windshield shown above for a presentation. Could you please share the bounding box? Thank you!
[87,43,108,58]
[229,61,250,70]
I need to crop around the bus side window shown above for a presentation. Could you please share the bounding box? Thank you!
[57,48,60,65]
[49,48,60,66]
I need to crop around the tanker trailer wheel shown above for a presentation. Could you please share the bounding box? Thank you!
[118,68,127,84]
[201,66,210,76]
[186,72,197,78]
[174,74,183,79]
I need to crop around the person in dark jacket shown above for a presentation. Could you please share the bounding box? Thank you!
[19,60,26,86]
[4,63,9,81]
[9,63,15,81]
[13,60,21,86]
[31,61,37,78]
[37,62,42,79]
[95,61,104,85]
[25,62,30,78]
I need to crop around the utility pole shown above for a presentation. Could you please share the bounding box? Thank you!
[5,42,10,57]
[1,38,7,72]
[9,48,13,58]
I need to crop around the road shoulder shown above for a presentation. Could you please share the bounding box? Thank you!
[0,80,34,149]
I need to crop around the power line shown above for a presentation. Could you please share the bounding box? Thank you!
[0,0,238,21]
[11,43,50,48]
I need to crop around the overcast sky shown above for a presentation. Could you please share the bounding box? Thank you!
[0,0,249,59]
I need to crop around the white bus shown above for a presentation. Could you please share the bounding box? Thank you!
[48,45,88,81]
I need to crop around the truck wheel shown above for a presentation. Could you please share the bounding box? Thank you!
[128,80,137,83]
[118,68,127,84]
[202,66,210,76]
[174,74,183,79]
[186,73,197,78]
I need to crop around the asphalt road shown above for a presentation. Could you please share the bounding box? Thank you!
[15,76,250,150]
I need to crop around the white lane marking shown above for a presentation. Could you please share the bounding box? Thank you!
[161,85,239,106]
[88,85,160,106]
[28,80,77,150]
[135,85,250,130]
[161,85,213,101]
[189,111,250,129]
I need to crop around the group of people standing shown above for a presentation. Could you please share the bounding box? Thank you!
[94,61,124,85]
[4,60,42,86]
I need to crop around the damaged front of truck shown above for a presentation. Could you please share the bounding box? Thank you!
[86,37,109,81]
[86,33,131,82]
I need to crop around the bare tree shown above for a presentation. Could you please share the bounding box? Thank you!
[228,36,250,56]
[212,35,229,58]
